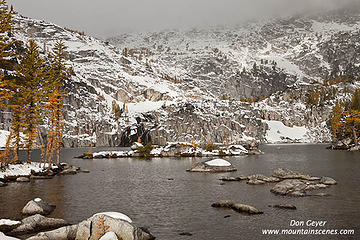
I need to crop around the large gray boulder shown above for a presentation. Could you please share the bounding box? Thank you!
[22,198,56,216]
[272,168,320,181]
[26,213,154,240]
[26,225,78,240]
[10,214,67,235]
[187,159,237,173]
[77,214,154,240]
[270,179,328,197]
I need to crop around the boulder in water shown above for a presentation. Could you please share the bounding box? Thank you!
[320,177,337,185]
[231,203,263,214]
[22,198,56,216]
[16,177,30,182]
[187,159,237,173]
[76,213,154,240]
[269,204,297,210]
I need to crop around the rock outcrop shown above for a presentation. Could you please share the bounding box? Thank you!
[10,214,67,235]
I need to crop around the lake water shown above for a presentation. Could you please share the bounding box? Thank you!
[0,145,359,240]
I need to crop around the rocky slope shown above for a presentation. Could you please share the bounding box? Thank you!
[1,7,360,147]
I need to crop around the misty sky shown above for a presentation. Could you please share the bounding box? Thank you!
[8,0,359,38]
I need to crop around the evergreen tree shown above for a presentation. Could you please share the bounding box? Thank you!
[15,39,50,163]
[45,89,64,167]
[351,89,360,111]
[0,0,15,104]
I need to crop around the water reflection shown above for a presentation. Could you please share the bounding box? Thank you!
[0,145,359,240]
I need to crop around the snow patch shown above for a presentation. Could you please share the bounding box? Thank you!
[99,232,118,240]
[205,159,231,167]
[34,198,42,202]
[0,232,20,240]
[93,212,132,223]
[264,120,308,143]
[0,219,21,226]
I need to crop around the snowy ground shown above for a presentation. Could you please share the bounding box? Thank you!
[0,163,57,180]
[264,120,308,143]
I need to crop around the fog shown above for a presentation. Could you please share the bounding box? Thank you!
[7,0,359,38]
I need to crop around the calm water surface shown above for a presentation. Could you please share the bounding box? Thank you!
[0,145,359,240]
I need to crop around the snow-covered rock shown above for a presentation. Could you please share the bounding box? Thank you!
[130,142,143,150]
[22,198,56,216]
[93,212,132,223]
[0,219,21,233]
[204,159,231,167]
[100,232,119,240]
[76,214,154,240]
[0,163,52,180]
[0,232,20,240]
[187,159,237,173]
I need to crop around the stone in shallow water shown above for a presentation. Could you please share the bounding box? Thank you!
[22,198,56,216]
[320,177,337,185]
[211,200,234,208]
[211,201,263,215]
[219,176,246,182]
[269,204,297,210]
[0,181,7,187]
[187,159,237,173]
[16,177,30,182]
[231,204,263,214]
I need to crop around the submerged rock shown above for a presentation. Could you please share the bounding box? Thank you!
[320,177,337,185]
[58,166,79,175]
[0,181,7,187]
[211,201,263,214]
[187,159,237,173]
[231,203,263,214]
[219,176,246,182]
[22,198,56,216]
[10,214,67,235]
[211,200,234,208]
[16,177,30,182]
[269,204,297,210]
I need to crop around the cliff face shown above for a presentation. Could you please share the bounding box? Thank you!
[1,8,360,147]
